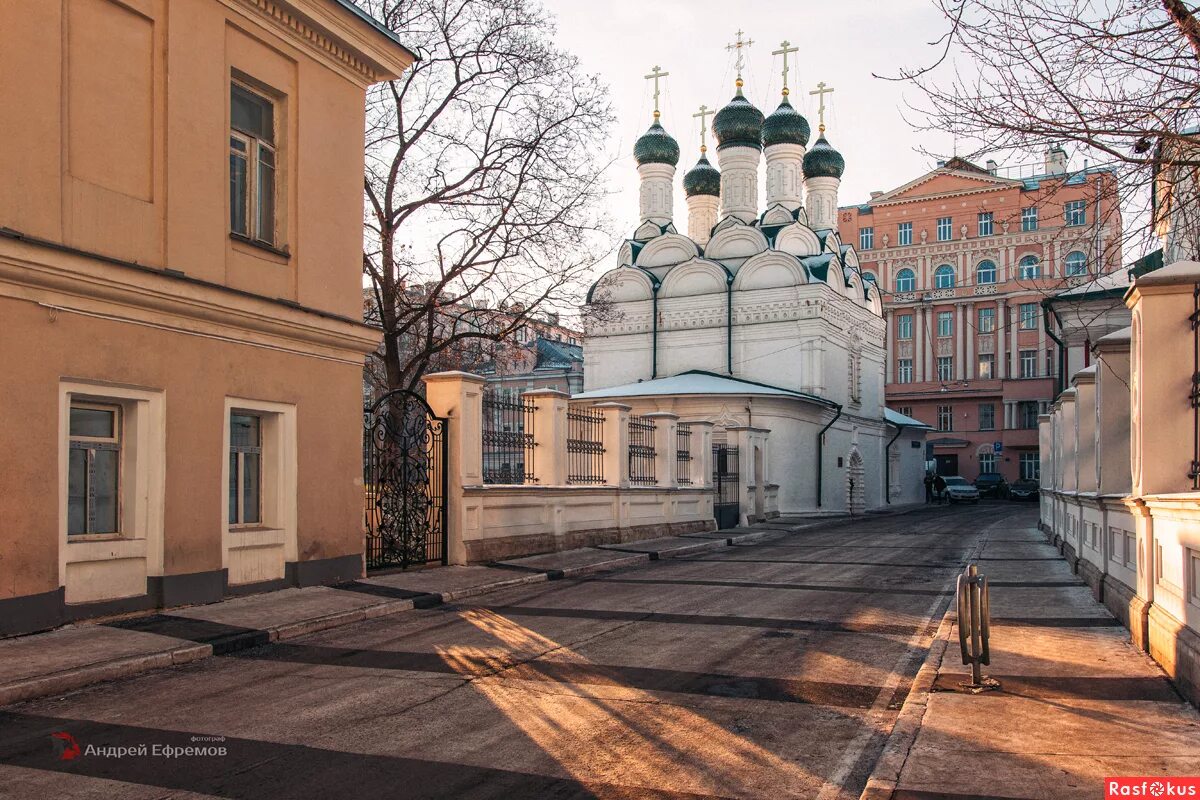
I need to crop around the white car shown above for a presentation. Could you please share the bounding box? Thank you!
[942,475,980,503]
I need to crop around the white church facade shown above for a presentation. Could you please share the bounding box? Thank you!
[578,57,929,517]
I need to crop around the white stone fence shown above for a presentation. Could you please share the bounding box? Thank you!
[423,372,716,564]
[1039,260,1200,706]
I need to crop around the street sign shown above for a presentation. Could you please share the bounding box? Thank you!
[993,441,1003,453]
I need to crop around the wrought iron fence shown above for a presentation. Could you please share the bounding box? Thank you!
[567,406,605,484]
[676,423,693,485]
[482,388,536,484]
[628,414,657,485]
[1190,282,1200,489]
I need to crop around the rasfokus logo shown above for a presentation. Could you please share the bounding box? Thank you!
[50,732,81,761]
[1107,778,1200,797]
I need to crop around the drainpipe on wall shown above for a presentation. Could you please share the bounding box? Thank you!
[1042,302,1067,396]
[651,286,659,379]
[727,276,734,374]
[815,404,844,508]
[884,423,907,504]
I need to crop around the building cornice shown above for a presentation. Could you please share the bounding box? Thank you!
[227,0,413,85]
[0,235,378,364]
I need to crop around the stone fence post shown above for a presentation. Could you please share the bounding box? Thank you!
[593,402,630,488]
[423,371,486,565]
[643,412,679,488]
[681,420,714,490]
[525,389,569,485]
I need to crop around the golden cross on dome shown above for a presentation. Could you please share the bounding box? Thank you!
[644,65,670,120]
[693,104,714,152]
[772,40,799,96]
[726,29,754,82]
[810,81,835,132]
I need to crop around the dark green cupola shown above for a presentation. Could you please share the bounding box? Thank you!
[713,80,764,151]
[762,96,811,148]
[802,133,845,179]
[683,152,721,197]
[633,120,681,167]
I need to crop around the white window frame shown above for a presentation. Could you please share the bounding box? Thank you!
[1021,206,1038,232]
[59,381,166,604]
[937,216,952,241]
[978,211,994,237]
[1065,199,1086,226]
[897,359,913,384]
[1020,350,1038,378]
[896,269,915,292]
[1065,250,1088,276]
[979,450,997,473]
[859,227,874,250]
[1020,452,1040,480]
[229,81,278,247]
[898,221,913,246]
[978,307,995,333]
[979,402,995,430]
[67,401,123,536]
[937,405,953,432]
[937,311,953,338]
[1019,255,1040,280]
[978,354,995,380]
[934,265,956,289]
[1020,303,1039,330]
[898,314,913,340]
[221,398,298,586]
[937,356,953,381]
[976,260,997,285]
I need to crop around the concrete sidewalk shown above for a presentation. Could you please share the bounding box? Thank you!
[0,523,817,708]
[862,523,1200,800]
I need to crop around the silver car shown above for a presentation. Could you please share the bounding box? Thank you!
[942,475,980,504]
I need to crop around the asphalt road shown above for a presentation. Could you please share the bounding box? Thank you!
[0,503,1030,800]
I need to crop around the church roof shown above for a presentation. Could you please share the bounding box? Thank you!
[634,120,681,166]
[571,370,837,407]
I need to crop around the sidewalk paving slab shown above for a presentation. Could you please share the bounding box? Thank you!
[860,525,1200,800]
[595,536,727,559]
[494,547,650,577]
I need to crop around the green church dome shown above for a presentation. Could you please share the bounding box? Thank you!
[683,153,721,197]
[762,96,811,148]
[713,87,764,151]
[802,133,845,179]
[633,120,680,167]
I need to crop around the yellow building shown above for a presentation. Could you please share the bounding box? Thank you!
[0,0,412,636]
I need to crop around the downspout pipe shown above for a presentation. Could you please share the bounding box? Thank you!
[1042,300,1067,396]
[651,286,659,379]
[815,403,844,508]
[884,423,907,504]
[727,275,734,374]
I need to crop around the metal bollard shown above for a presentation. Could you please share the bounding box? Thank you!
[956,563,1000,693]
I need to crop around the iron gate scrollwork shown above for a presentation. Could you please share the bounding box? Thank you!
[363,389,448,569]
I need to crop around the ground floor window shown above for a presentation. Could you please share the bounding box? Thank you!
[937,405,953,431]
[1020,452,1040,480]
[229,413,263,526]
[979,450,997,473]
[68,402,122,535]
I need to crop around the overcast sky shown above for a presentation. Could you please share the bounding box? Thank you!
[541,0,963,266]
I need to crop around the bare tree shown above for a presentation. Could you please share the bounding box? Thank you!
[889,0,1200,269]
[357,0,616,394]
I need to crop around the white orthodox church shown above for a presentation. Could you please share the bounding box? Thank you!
[576,52,928,517]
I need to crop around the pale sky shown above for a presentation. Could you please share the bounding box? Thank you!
[541,0,959,270]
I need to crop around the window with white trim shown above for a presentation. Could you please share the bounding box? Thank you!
[898,222,913,246]
[1020,302,1039,330]
[937,405,953,431]
[977,211,994,237]
[976,260,997,285]
[1021,206,1038,232]
[979,403,995,430]
[898,314,913,340]
[937,216,952,241]
[228,413,263,526]
[1020,452,1040,480]
[977,306,995,333]
[1065,250,1088,276]
[230,83,277,246]
[978,354,994,380]
[896,268,915,292]
[1065,199,1086,226]
[1018,254,1040,280]
[859,227,874,250]
[897,359,913,383]
[979,450,997,472]
[68,403,122,535]
[937,356,953,381]
[1020,349,1038,378]
[937,311,953,337]
[934,264,956,288]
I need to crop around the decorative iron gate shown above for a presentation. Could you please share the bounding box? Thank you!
[712,444,740,530]
[363,390,448,569]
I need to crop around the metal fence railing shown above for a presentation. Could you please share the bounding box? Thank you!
[482,388,536,484]
[628,414,657,486]
[567,406,605,485]
[676,423,693,485]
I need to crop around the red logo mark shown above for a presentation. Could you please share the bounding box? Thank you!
[1107,777,1200,798]
[50,732,81,761]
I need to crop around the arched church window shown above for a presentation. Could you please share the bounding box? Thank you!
[1065,250,1088,276]
[934,264,956,289]
[895,268,915,292]
[1018,255,1040,280]
[862,271,877,284]
[976,260,997,285]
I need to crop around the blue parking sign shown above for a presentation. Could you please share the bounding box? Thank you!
[993,441,1003,453]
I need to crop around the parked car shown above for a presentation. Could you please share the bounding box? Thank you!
[1009,478,1040,501]
[942,476,980,504]
[974,472,1008,498]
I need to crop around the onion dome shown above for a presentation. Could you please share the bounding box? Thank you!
[683,152,721,197]
[802,133,845,179]
[713,82,764,151]
[762,96,811,148]
[633,120,680,167]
